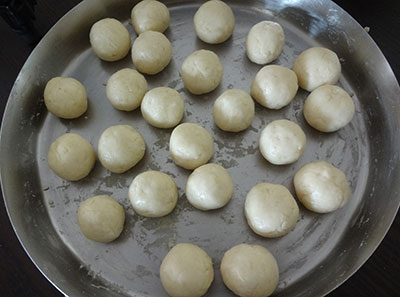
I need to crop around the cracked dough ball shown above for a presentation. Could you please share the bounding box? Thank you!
[89,18,131,62]
[246,21,285,65]
[98,125,145,174]
[181,50,223,95]
[292,47,341,92]
[213,89,255,132]
[294,161,351,213]
[131,0,170,34]
[129,171,178,217]
[106,68,147,111]
[141,87,184,128]
[169,123,214,170]
[44,77,88,119]
[251,65,298,109]
[186,163,233,210]
[131,31,172,75]
[160,243,214,297]
[245,183,299,238]
[303,85,355,132]
[48,133,96,181]
[259,119,306,165]
[193,0,235,44]
[78,195,125,243]
[221,244,279,297]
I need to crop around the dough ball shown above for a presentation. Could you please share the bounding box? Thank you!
[292,47,341,92]
[129,171,178,217]
[44,77,88,119]
[89,18,131,62]
[48,133,96,181]
[259,119,306,165]
[160,243,214,297]
[294,161,351,213]
[251,65,298,109]
[131,31,172,75]
[193,0,235,44]
[181,50,223,95]
[213,89,255,132]
[141,87,184,128]
[78,195,125,243]
[106,68,147,111]
[245,183,299,238]
[303,85,355,132]
[186,163,233,210]
[246,21,285,65]
[98,125,145,174]
[169,123,214,170]
[221,244,279,297]
[131,0,170,34]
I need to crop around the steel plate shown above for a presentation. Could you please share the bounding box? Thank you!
[1,0,399,296]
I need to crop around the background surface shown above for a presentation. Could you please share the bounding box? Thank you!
[0,0,399,296]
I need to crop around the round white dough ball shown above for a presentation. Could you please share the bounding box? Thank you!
[131,31,172,75]
[303,85,355,132]
[78,195,125,243]
[246,21,285,65]
[221,244,279,297]
[106,68,147,111]
[160,243,214,297]
[141,87,184,128]
[44,77,88,119]
[259,119,306,165]
[181,50,223,95]
[213,89,255,132]
[193,0,235,44]
[129,171,178,217]
[294,161,351,213]
[169,123,214,170]
[131,0,170,34]
[245,183,299,238]
[186,163,233,210]
[251,65,298,109]
[98,125,145,174]
[48,133,96,181]
[89,18,131,62]
[292,47,341,92]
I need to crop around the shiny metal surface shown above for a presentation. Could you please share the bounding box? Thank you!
[1,0,399,296]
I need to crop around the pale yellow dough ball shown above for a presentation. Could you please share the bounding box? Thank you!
[106,68,147,111]
[303,85,355,132]
[129,171,178,217]
[246,21,285,65]
[292,47,341,92]
[245,183,299,238]
[131,0,170,34]
[48,133,96,181]
[169,123,214,170]
[251,65,298,109]
[160,243,214,297]
[185,163,233,210]
[213,89,255,132]
[193,0,235,44]
[78,195,125,243]
[44,77,87,119]
[89,18,131,62]
[221,243,279,297]
[294,161,351,213]
[131,31,172,75]
[98,125,145,174]
[141,87,184,128]
[259,119,306,165]
[181,50,223,95]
